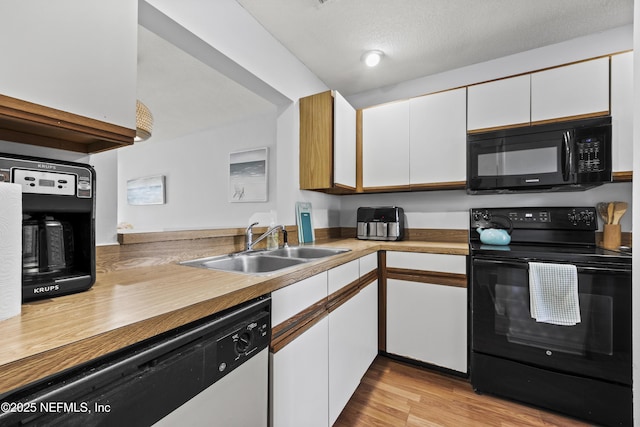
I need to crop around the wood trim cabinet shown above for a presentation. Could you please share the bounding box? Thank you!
[270,256,378,427]
[299,90,356,193]
[0,1,136,153]
[384,251,468,374]
[468,57,611,133]
[0,95,135,153]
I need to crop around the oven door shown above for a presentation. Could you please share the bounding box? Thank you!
[471,257,631,385]
[467,129,570,192]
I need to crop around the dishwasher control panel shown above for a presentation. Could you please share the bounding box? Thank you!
[208,306,270,383]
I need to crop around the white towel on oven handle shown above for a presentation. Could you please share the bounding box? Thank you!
[528,262,581,326]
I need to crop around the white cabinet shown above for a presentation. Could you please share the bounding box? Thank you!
[328,259,378,424]
[468,58,610,133]
[0,0,137,129]
[467,75,531,131]
[271,255,379,427]
[362,100,411,188]
[271,317,329,427]
[410,88,467,184]
[300,90,356,191]
[531,57,610,123]
[359,253,378,276]
[386,252,467,373]
[328,259,359,295]
[334,91,357,188]
[611,51,634,173]
[271,272,328,326]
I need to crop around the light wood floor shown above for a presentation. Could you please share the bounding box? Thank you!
[334,356,591,427]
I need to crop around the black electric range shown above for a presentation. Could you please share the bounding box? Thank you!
[469,206,632,426]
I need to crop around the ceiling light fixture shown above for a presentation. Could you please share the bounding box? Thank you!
[135,100,154,142]
[362,50,384,67]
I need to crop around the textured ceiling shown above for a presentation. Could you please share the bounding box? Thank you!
[237,0,633,95]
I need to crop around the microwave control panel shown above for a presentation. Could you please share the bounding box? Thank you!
[577,138,603,173]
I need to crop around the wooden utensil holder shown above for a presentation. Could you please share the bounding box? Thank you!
[603,224,621,250]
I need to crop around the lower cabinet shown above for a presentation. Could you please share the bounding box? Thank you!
[270,256,378,426]
[329,279,378,425]
[271,317,329,427]
[385,252,468,374]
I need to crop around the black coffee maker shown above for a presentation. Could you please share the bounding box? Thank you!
[0,153,95,302]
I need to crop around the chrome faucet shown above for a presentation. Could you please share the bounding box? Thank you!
[245,222,288,251]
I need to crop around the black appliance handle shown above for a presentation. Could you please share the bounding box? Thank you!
[561,131,572,181]
[472,257,630,274]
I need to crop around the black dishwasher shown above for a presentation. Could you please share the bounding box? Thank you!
[0,296,271,427]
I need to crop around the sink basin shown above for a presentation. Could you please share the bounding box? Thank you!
[181,253,307,274]
[266,246,350,259]
[180,246,350,275]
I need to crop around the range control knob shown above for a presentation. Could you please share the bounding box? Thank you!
[235,331,252,354]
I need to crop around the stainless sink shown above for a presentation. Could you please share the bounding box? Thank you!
[266,246,350,259]
[180,246,350,275]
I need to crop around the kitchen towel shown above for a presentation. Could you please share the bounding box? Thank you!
[0,183,22,322]
[529,262,580,326]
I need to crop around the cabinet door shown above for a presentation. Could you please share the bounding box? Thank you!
[611,52,633,173]
[531,57,609,123]
[328,259,359,295]
[0,1,136,129]
[333,91,357,188]
[362,100,411,188]
[386,252,467,373]
[410,88,467,184]
[271,272,327,326]
[329,280,378,425]
[387,279,467,373]
[467,75,531,131]
[271,317,329,427]
[359,252,378,276]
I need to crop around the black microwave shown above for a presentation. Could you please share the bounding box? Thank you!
[467,116,612,194]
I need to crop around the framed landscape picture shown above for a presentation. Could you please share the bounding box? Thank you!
[229,147,268,202]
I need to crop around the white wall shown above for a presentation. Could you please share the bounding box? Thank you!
[117,112,279,231]
[133,0,336,232]
[341,183,633,231]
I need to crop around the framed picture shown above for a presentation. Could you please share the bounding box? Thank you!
[127,175,166,205]
[229,147,268,202]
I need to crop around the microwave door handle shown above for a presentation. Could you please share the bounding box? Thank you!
[561,131,571,181]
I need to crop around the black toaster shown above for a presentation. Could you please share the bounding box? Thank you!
[356,206,405,241]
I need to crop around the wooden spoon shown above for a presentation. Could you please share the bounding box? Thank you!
[607,202,615,225]
[612,201,628,225]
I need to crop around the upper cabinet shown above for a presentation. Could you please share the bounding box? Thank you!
[468,57,610,132]
[361,100,411,190]
[611,51,634,176]
[467,75,530,131]
[531,57,609,122]
[410,88,467,186]
[0,0,137,153]
[299,90,356,193]
[361,89,467,191]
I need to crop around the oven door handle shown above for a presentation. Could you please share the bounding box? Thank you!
[472,258,630,274]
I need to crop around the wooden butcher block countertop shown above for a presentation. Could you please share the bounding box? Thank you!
[0,238,468,395]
